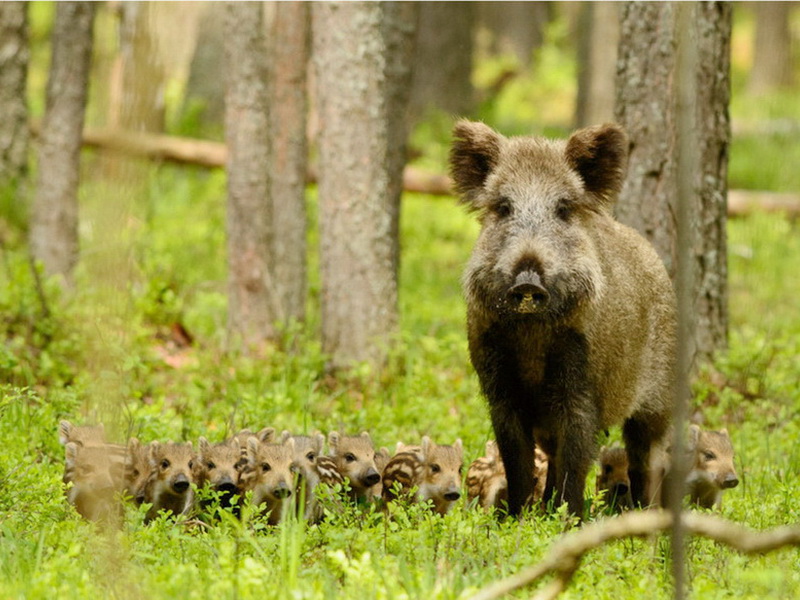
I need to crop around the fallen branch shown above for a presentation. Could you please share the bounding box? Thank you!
[468,510,800,600]
[31,123,800,213]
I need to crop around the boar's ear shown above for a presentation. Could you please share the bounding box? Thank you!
[312,433,325,453]
[278,430,291,443]
[328,431,340,452]
[687,424,701,450]
[59,420,73,446]
[246,437,259,462]
[258,427,275,443]
[565,124,628,205]
[453,439,463,458]
[450,120,503,207]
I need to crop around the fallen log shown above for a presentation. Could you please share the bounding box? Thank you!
[37,124,800,214]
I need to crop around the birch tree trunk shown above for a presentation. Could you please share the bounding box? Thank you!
[313,2,417,369]
[0,2,29,199]
[30,1,95,283]
[749,2,795,93]
[615,1,731,366]
[224,1,275,349]
[268,1,310,326]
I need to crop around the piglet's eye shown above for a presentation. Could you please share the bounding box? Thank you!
[430,464,441,474]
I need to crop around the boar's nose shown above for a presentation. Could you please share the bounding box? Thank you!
[612,483,629,497]
[363,469,381,487]
[273,482,292,499]
[508,271,549,313]
[444,490,461,502]
[172,474,190,494]
[217,480,238,494]
[721,473,739,489]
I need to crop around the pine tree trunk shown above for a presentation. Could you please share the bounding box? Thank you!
[0,2,29,197]
[615,1,730,366]
[268,1,310,326]
[749,2,794,93]
[313,2,417,369]
[224,1,275,348]
[409,2,473,122]
[575,2,620,127]
[30,1,95,283]
[477,2,549,66]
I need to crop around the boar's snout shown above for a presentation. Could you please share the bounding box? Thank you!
[508,271,549,313]
[172,475,190,494]
[721,473,739,489]
[362,469,381,487]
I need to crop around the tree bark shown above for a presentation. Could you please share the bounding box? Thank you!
[477,2,549,66]
[313,2,417,369]
[224,1,275,348]
[183,3,226,137]
[409,2,473,122]
[575,2,620,127]
[0,2,29,198]
[109,1,165,133]
[30,1,95,283]
[268,1,310,327]
[615,1,730,367]
[748,2,795,94]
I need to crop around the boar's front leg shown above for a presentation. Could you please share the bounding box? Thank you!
[490,403,537,516]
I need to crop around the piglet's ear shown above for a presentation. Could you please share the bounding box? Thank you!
[450,120,503,207]
[565,123,628,205]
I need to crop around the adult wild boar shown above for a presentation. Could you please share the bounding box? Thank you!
[450,121,677,517]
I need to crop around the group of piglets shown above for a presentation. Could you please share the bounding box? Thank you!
[58,420,464,524]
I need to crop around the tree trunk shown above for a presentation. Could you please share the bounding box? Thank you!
[409,2,473,122]
[224,1,275,349]
[748,2,795,94]
[183,3,226,138]
[30,1,95,283]
[575,2,620,127]
[615,1,731,367]
[109,1,165,133]
[268,1,310,327]
[477,2,549,66]
[313,2,417,370]
[0,2,29,201]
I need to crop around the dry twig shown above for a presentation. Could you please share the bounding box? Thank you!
[468,510,800,600]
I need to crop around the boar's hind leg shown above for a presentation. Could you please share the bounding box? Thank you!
[623,412,669,508]
[491,408,536,517]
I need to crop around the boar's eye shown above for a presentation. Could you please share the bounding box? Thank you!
[344,453,356,463]
[556,199,574,221]
[207,461,216,470]
[160,459,170,470]
[188,460,194,470]
[261,462,271,472]
[702,451,716,461]
[430,463,441,474]
[492,197,513,219]
[604,464,613,475]
[306,452,316,462]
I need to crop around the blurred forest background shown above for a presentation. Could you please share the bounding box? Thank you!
[1,2,800,598]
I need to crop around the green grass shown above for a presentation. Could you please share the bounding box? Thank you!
[2,162,800,597]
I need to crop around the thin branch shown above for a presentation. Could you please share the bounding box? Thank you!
[467,511,800,600]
